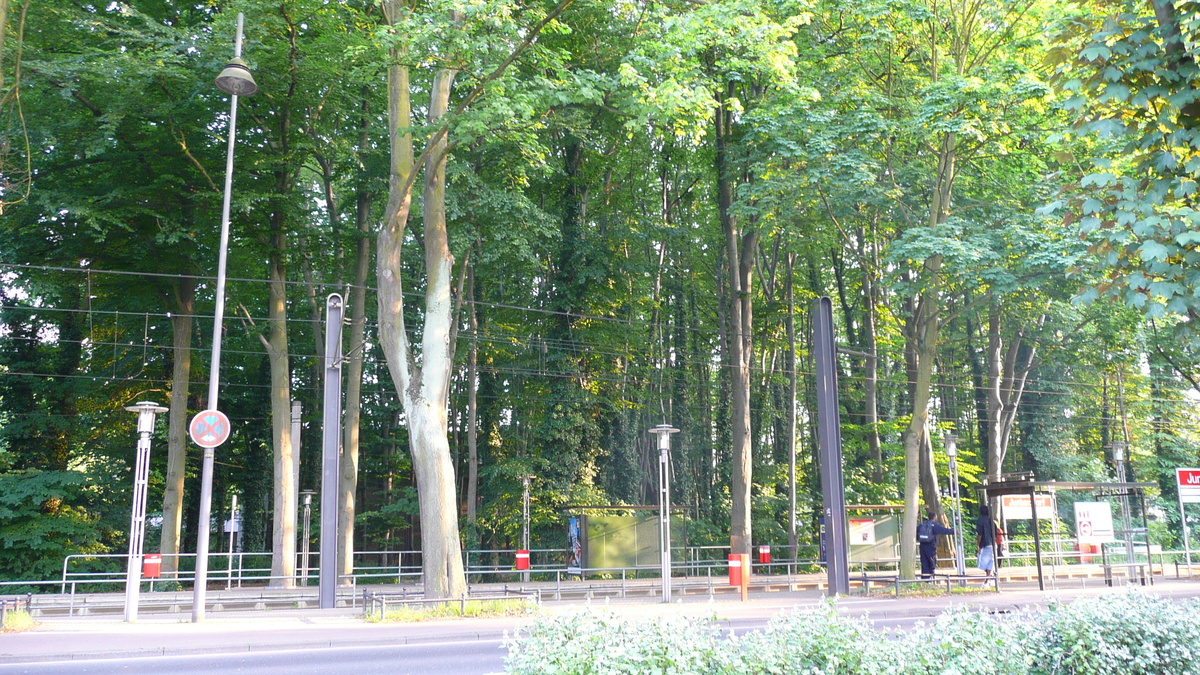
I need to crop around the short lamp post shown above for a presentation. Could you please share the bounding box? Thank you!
[124,401,168,622]
[649,424,679,603]
[945,431,966,578]
[192,12,258,623]
[299,490,316,585]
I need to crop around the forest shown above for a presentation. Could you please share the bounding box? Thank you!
[1,0,1198,593]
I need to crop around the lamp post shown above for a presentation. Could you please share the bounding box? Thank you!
[521,476,531,583]
[944,431,966,578]
[299,490,316,585]
[649,424,679,603]
[124,402,168,622]
[1113,441,1135,565]
[191,13,258,623]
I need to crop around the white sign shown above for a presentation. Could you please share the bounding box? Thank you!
[1074,501,1115,544]
[1001,494,1055,520]
[1177,468,1200,504]
[849,519,876,545]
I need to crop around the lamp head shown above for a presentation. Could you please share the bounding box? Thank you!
[215,58,258,96]
[944,431,958,458]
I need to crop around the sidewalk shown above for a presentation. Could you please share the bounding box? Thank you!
[3,578,1200,664]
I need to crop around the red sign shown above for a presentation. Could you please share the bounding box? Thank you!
[1177,468,1200,504]
[1177,469,1200,487]
[189,410,231,448]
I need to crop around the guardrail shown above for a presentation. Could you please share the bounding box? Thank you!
[41,544,1200,601]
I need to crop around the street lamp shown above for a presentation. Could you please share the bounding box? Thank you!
[1113,440,1135,565]
[648,424,679,603]
[299,490,316,585]
[124,401,168,622]
[944,431,966,578]
[191,12,257,623]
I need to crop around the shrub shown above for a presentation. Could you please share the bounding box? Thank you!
[729,602,897,674]
[503,591,1200,675]
[903,609,1029,674]
[1024,591,1200,675]
[505,610,729,675]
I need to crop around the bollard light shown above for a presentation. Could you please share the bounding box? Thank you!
[124,401,168,622]
[648,424,679,603]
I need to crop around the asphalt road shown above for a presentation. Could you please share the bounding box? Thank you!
[0,614,945,675]
[0,639,509,675]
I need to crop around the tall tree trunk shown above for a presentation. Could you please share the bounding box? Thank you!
[376,7,466,595]
[716,83,755,556]
[266,227,296,588]
[160,277,194,577]
[985,302,1042,480]
[338,94,372,582]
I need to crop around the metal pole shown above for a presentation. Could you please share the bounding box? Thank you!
[946,433,965,578]
[291,401,302,521]
[124,402,167,622]
[522,476,531,583]
[813,297,849,596]
[319,294,344,608]
[1030,485,1045,591]
[225,495,237,590]
[1181,495,1193,577]
[194,13,248,624]
[1114,442,1135,568]
[649,425,679,603]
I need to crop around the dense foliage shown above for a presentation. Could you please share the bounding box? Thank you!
[0,0,1197,583]
[506,592,1200,674]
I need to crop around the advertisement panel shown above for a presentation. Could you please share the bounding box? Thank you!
[1000,493,1055,520]
[849,519,876,545]
[1074,501,1115,544]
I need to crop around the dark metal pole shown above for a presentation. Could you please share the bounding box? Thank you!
[319,294,344,609]
[813,297,849,596]
[1030,485,1044,591]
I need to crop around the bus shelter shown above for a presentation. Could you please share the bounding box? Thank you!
[979,476,1155,590]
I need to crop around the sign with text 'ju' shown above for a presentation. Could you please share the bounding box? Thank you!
[1177,468,1200,504]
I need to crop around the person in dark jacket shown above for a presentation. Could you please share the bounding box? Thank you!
[976,504,1001,581]
[917,510,955,578]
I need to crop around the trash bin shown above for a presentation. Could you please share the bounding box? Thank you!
[143,554,162,579]
[728,554,743,586]
[515,550,530,570]
[759,545,771,564]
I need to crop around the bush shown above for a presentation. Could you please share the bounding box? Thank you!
[1025,592,1200,675]
[504,592,1200,675]
[505,610,729,675]
[730,603,895,674]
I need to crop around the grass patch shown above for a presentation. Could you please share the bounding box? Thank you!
[2,610,34,633]
[368,597,538,623]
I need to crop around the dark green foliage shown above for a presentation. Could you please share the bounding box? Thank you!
[0,470,106,583]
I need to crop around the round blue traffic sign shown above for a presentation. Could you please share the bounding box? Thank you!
[189,410,231,448]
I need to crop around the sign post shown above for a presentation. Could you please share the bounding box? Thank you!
[1176,468,1200,576]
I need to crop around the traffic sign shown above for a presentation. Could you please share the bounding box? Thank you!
[189,410,231,448]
